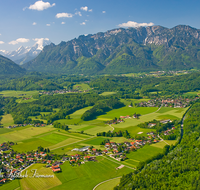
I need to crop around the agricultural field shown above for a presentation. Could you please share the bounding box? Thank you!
[0,179,20,190]
[124,145,164,167]
[0,125,56,144]
[100,92,117,96]
[120,98,150,106]
[73,83,91,91]
[97,107,158,120]
[95,177,121,190]
[51,157,133,190]
[20,164,62,190]
[0,90,39,97]
[183,90,200,96]
[1,114,14,127]
[9,128,90,153]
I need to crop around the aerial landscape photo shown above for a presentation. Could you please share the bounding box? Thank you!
[1,0,200,189]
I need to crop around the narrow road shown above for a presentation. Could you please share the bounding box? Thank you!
[93,176,121,190]
[109,124,114,132]
[157,134,169,145]
[101,155,135,170]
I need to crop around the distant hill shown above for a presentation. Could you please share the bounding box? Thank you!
[23,25,200,74]
[0,55,25,74]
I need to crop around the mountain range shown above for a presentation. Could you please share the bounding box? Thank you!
[2,25,200,75]
[21,25,200,74]
[0,38,51,65]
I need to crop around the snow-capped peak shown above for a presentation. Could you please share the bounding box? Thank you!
[33,38,51,51]
[0,38,51,64]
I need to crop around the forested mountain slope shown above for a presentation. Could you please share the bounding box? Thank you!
[0,55,25,75]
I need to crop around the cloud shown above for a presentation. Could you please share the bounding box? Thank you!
[32,22,37,25]
[56,12,73,18]
[0,34,1,35]
[61,22,65,24]
[80,22,86,25]
[88,9,92,12]
[46,24,50,26]
[9,38,29,45]
[118,21,154,28]
[80,6,88,11]
[75,11,82,16]
[33,38,49,41]
[102,11,106,13]
[27,0,55,11]
[0,41,4,44]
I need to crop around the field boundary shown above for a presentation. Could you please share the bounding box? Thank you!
[51,136,96,150]
[93,176,121,190]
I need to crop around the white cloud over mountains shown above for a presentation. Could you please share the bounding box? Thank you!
[9,38,29,45]
[56,12,73,18]
[33,38,49,42]
[0,41,4,44]
[26,0,55,11]
[118,21,154,28]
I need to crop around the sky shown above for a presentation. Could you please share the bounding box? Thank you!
[0,0,200,51]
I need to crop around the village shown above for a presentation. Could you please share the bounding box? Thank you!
[40,88,90,96]
[135,97,199,108]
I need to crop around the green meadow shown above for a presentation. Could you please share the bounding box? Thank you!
[0,179,20,190]
[51,157,133,190]
[124,145,164,167]
[1,114,14,127]
[20,164,62,190]
[100,92,117,96]
[73,83,91,91]
[95,177,121,190]
[0,90,39,97]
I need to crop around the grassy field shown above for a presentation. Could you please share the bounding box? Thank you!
[1,114,14,127]
[0,125,56,143]
[120,98,150,106]
[51,157,133,190]
[100,92,117,96]
[0,90,39,97]
[0,179,20,190]
[73,83,91,91]
[124,145,164,167]
[10,128,89,152]
[97,107,158,120]
[0,128,13,134]
[95,177,120,190]
[183,90,200,96]
[20,164,62,190]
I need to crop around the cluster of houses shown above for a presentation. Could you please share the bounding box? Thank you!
[0,147,70,183]
[40,89,89,96]
[162,126,176,136]
[135,97,199,108]
[7,123,47,129]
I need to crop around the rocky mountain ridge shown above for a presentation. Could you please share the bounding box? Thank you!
[23,25,200,74]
